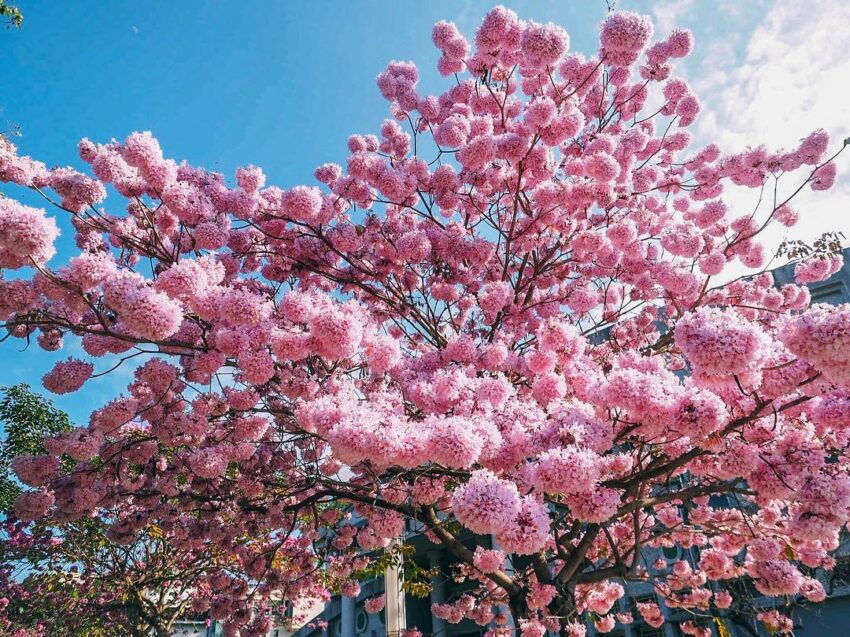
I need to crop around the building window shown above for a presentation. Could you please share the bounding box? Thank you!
[810,282,847,305]
[662,545,680,560]
[356,609,369,633]
[830,555,850,589]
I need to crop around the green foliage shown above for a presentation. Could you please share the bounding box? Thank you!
[0,383,72,512]
[350,544,407,581]
[400,559,438,598]
[347,542,437,598]
[0,386,216,635]
[0,1,22,28]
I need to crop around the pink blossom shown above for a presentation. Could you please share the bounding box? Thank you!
[236,165,266,193]
[433,21,469,76]
[479,281,513,321]
[797,129,830,164]
[781,304,850,387]
[750,560,803,596]
[309,304,364,360]
[757,610,793,635]
[218,288,273,327]
[494,495,550,555]
[48,167,107,211]
[635,602,664,628]
[473,547,505,574]
[12,454,59,487]
[376,60,419,111]
[594,615,616,634]
[340,580,361,598]
[566,487,620,523]
[810,163,836,191]
[237,349,276,385]
[533,448,601,495]
[520,621,547,637]
[281,185,323,223]
[698,252,726,276]
[364,595,385,613]
[452,469,520,534]
[366,334,401,374]
[794,254,842,284]
[774,204,799,227]
[458,136,497,170]
[532,372,567,404]
[599,11,654,67]
[666,28,694,57]
[520,21,569,69]
[0,199,60,268]
[714,591,732,609]
[675,307,770,375]
[661,222,704,258]
[13,489,55,521]
[188,447,229,479]
[585,153,620,182]
[671,388,728,438]
[42,358,94,394]
[156,256,224,302]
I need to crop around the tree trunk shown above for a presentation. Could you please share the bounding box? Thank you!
[152,621,171,637]
[549,592,578,637]
[509,591,531,628]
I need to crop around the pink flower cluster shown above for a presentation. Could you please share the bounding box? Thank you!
[103,272,183,341]
[364,595,385,613]
[11,454,59,487]
[472,547,505,574]
[794,254,843,284]
[674,307,770,376]
[42,358,94,395]
[13,489,55,522]
[781,303,850,387]
[451,470,520,535]
[0,198,59,268]
[599,11,654,66]
[432,21,469,75]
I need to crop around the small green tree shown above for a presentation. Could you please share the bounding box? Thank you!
[0,385,237,637]
[0,384,70,511]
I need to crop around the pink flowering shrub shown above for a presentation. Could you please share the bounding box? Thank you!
[0,6,845,636]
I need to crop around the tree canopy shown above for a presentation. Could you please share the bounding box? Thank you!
[0,6,848,637]
[0,385,275,636]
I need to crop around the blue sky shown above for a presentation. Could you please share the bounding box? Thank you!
[1,0,847,422]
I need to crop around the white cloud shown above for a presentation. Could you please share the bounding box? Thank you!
[651,0,696,35]
[693,0,850,252]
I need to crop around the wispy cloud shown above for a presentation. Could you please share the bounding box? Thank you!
[651,0,695,35]
[689,0,850,251]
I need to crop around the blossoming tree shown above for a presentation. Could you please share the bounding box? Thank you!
[0,385,269,637]
[0,6,848,637]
